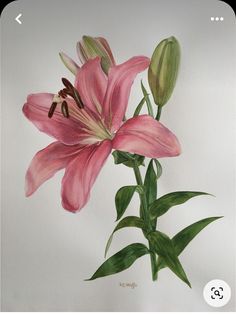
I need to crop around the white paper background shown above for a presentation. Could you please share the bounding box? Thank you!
[1,0,236,311]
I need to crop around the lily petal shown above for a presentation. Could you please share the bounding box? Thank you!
[61,140,112,212]
[103,56,150,132]
[23,93,84,145]
[112,115,181,158]
[75,57,107,115]
[26,141,82,197]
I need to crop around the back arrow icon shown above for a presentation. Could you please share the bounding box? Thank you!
[15,13,22,24]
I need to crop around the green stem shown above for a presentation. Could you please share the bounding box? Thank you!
[156,105,162,120]
[133,160,143,185]
[133,161,158,281]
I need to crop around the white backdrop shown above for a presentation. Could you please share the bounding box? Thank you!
[1,0,236,311]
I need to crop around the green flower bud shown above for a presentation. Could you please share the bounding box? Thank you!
[59,52,79,75]
[77,36,115,74]
[148,36,180,107]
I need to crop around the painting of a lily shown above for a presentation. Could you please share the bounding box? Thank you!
[23,35,221,285]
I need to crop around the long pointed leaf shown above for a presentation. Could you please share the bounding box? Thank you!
[133,97,146,117]
[144,159,162,229]
[87,243,149,280]
[115,186,137,220]
[150,191,211,219]
[148,231,191,287]
[105,216,145,257]
[157,216,222,271]
[144,160,157,206]
[153,159,162,179]
[144,159,162,207]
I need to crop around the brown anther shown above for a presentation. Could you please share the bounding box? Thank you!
[73,89,84,109]
[62,88,69,94]
[61,100,69,118]
[62,88,74,98]
[61,77,84,109]
[58,89,67,98]
[48,102,57,118]
[62,77,74,91]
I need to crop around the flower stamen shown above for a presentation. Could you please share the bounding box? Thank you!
[61,100,69,118]
[58,89,67,98]
[48,102,57,118]
[61,78,84,109]
[48,77,85,118]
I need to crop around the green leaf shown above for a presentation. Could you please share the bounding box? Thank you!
[133,97,146,117]
[173,216,221,254]
[153,159,162,179]
[157,216,222,271]
[123,155,145,168]
[148,231,191,287]
[144,159,162,206]
[105,216,145,257]
[150,191,211,220]
[87,243,149,280]
[112,150,133,164]
[115,186,137,220]
[112,150,145,168]
[141,81,154,117]
[144,159,157,205]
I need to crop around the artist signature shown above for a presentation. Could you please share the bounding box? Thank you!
[119,282,137,289]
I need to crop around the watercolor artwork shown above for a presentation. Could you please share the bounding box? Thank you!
[2,0,236,312]
[22,35,222,286]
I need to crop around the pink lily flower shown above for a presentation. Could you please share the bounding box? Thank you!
[23,56,181,212]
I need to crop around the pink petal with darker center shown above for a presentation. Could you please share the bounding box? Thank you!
[23,93,85,145]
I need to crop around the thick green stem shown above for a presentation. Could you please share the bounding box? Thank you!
[133,161,158,281]
[133,160,143,185]
[132,99,163,281]
[156,105,162,120]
